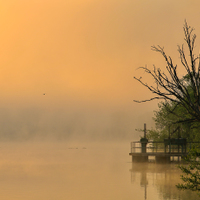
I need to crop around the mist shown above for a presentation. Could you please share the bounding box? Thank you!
[0,103,155,142]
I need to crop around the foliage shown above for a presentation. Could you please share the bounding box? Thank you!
[150,100,200,142]
[136,100,200,142]
[176,148,200,194]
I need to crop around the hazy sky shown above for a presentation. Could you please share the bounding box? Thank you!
[0,0,199,141]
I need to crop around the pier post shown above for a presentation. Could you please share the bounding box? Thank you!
[140,123,148,153]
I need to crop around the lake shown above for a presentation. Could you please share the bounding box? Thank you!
[0,141,198,200]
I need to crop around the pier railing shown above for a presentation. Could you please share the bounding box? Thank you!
[130,141,200,154]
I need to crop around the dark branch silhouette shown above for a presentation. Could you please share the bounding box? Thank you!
[134,21,200,123]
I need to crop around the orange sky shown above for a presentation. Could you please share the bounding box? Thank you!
[0,0,199,141]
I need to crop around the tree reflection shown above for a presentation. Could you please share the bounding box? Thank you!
[130,163,198,200]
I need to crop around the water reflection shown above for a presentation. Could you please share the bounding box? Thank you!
[130,162,199,200]
[0,141,199,200]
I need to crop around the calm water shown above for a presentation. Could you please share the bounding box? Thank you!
[0,141,198,200]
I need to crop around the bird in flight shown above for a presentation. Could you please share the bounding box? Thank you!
[43,93,46,95]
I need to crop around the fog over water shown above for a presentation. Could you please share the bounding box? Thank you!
[0,141,198,200]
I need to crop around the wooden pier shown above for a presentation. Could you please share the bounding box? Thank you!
[129,140,192,163]
[130,123,200,163]
[129,151,187,163]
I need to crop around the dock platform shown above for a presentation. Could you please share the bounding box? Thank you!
[129,140,198,163]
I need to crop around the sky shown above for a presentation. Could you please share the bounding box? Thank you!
[0,0,199,141]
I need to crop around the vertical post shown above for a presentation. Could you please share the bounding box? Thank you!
[140,123,148,153]
[144,123,146,138]
[168,125,171,153]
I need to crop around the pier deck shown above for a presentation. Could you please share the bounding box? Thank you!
[129,140,199,163]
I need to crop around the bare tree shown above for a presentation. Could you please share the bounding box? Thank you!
[134,21,200,123]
